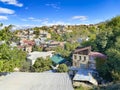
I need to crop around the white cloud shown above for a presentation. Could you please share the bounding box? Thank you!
[21,17,42,22]
[0,7,15,14]
[46,3,60,9]
[72,16,87,20]
[0,0,23,7]
[28,17,42,22]
[28,17,35,20]
[42,21,70,26]
[0,16,8,20]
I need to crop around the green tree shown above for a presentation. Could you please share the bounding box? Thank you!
[57,64,68,72]
[20,61,30,72]
[0,44,27,72]
[32,45,43,51]
[33,57,52,72]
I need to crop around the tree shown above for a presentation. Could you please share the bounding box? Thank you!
[0,23,3,27]
[32,45,43,51]
[0,24,13,42]
[0,44,27,72]
[20,61,30,72]
[33,57,52,72]
[57,64,68,72]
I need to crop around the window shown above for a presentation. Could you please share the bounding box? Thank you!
[79,56,81,60]
[74,55,77,59]
[84,56,86,60]
[82,56,86,62]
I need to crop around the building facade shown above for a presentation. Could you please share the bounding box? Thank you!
[72,46,91,68]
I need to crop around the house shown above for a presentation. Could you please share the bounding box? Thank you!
[28,34,36,40]
[71,46,107,86]
[73,46,91,68]
[25,45,33,53]
[39,30,51,39]
[47,41,65,48]
[44,41,65,51]
[0,72,74,90]
[18,45,33,53]
[89,52,107,69]
[72,46,106,69]
[27,51,54,65]
[18,40,35,53]
[19,39,35,46]
[47,41,60,48]
[34,38,41,46]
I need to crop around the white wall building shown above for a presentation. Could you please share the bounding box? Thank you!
[27,51,54,65]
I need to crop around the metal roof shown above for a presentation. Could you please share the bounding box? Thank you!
[73,68,98,85]
[0,72,74,90]
[50,54,66,64]
[27,51,53,61]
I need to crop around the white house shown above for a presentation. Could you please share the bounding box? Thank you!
[27,51,54,65]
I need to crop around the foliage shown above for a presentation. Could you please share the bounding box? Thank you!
[20,61,30,72]
[32,45,43,51]
[0,44,27,72]
[33,28,40,38]
[95,82,120,90]
[74,85,93,90]
[80,16,120,82]
[81,39,98,51]
[57,64,68,72]
[0,25,13,42]
[54,42,79,56]
[94,16,120,81]
[33,57,52,72]
[51,32,64,41]
[96,58,106,71]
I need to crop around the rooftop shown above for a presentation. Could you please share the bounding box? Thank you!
[73,68,98,85]
[0,72,74,90]
[27,51,53,61]
[89,52,107,59]
[50,54,66,64]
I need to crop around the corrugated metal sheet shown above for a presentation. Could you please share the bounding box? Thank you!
[0,72,74,90]
[73,69,98,85]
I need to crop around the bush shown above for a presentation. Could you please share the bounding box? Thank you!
[20,61,30,72]
[57,64,68,72]
[33,57,52,72]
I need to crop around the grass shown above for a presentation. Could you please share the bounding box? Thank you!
[74,86,93,90]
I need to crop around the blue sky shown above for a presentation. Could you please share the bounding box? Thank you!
[0,0,120,26]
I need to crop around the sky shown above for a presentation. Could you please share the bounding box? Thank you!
[0,0,120,26]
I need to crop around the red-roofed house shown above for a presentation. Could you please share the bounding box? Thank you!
[18,40,35,53]
[23,40,35,46]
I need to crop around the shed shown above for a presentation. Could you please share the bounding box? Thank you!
[73,68,98,86]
